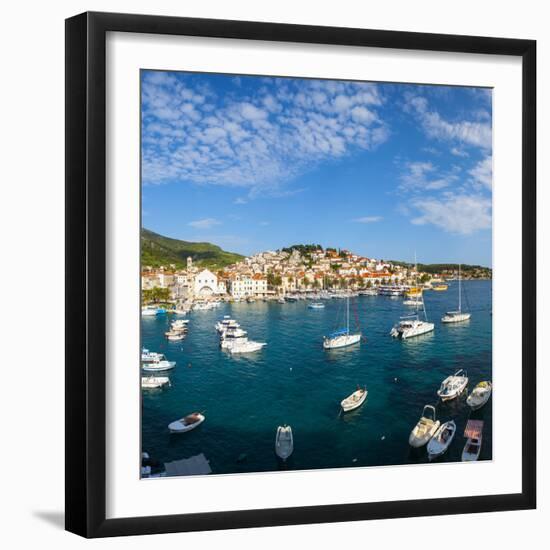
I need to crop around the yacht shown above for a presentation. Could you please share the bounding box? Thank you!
[141,306,158,316]
[228,340,266,354]
[308,302,325,309]
[442,264,471,323]
[323,295,361,349]
[390,314,435,339]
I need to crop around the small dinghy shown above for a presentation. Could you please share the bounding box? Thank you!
[141,376,170,389]
[466,381,492,410]
[275,425,294,461]
[341,387,368,412]
[437,369,468,401]
[427,420,456,460]
[462,419,483,461]
[168,412,205,433]
[409,405,440,448]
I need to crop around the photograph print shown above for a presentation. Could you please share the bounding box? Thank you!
[140,69,493,479]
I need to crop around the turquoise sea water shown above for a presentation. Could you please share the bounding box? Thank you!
[141,280,492,475]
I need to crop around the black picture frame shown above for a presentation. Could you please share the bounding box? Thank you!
[65,11,536,538]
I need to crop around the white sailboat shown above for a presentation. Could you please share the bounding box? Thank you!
[323,295,361,349]
[391,253,434,339]
[442,264,471,323]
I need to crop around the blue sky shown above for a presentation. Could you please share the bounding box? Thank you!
[141,70,492,266]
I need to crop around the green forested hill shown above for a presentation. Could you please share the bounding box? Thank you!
[141,228,244,270]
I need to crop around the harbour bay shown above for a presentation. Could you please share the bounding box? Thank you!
[141,280,492,476]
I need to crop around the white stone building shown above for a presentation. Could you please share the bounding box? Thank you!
[193,269,218,297]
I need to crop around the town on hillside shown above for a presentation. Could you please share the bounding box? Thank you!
[141,245,491,309]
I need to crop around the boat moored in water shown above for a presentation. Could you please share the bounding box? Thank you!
[341,387,367,412]
[141,376,171,389]
[168,412,205,433]
[323,295,361,349]
[442,264,471,323]
[228,340,266,354]
[308,302,325,309]
[390,314,434,339]
[409,405,440,447]
[427,420,456,460]
[466,381,492,410]
[437,369,468,401]
[462,419,483,461]
[275,425,294,461]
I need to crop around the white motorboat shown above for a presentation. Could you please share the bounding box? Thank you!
[220,328,249,349]
[223,327,247,338]
[442,264,471,323]
[215,317,239,332]
[323,295,361,349]
[427,420,456,460]
[141,306,158,316]
[403,297,424,307]
[166,331,185,341]
[341,387,368,412]
[462,419,483,461]
[228,340,266,354]
[378,286,404,296]
[142,359,176,372]
[275,425,294,461]
[308,302,325,309]
[221,336,248,350]
[141,348,163,363]
[466,381,492,410]
[277,297,286,304]
[390,315,435,339]
[172,319,189,328]
[409,405,440,447]
[141,376,170,389]
[168,412,205,433]
[437,369,468,401]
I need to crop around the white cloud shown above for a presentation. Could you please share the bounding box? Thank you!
[399,161,458,191]
[411,194,491,234]
[141,73,388,198]
[469,155,492,190]
[352,216,383,223]
[450,147,469,157]
[188,218,221,229]
[404,94,492,150]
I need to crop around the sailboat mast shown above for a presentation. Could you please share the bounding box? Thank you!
[458,263,462,312]
[346,295,350,333]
